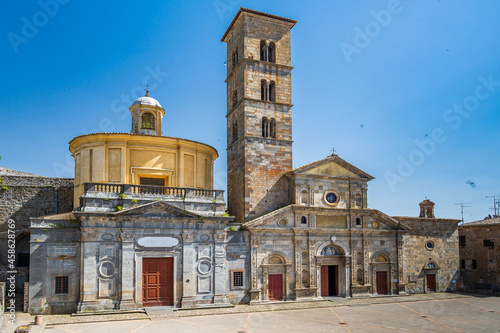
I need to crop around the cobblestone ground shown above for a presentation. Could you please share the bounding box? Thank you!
[2,293,500,332]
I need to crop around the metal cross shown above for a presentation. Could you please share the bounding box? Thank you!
[144,84,151,92]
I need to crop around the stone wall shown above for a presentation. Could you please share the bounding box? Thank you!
[399,218,460,294]
[0,174,73,267]
[459,222,500,291]
[226,231,250,304]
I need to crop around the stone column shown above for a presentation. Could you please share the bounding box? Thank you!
[181,233,196,307]
[309,241,316,289]
[249,237,260,303]
[363,240,370,285]
[345,259,351,297]
[285,266,291,300]
[262,267,268,301]
[118,232,136,309]
[397,239,406,294]
[78,231,98,311]
[294,240,302,289]
[213,231,229,305]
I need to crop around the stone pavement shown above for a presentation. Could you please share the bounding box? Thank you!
[1,293,497,332]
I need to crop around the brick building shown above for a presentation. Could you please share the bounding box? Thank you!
[459,217,500,292]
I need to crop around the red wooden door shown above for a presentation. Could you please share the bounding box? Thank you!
[321,266,329,296]
[268,274,283,300]
[376,271,388,295]
[426,274,436,291]
[143,258,174,306]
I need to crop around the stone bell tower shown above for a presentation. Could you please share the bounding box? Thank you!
[222,8,296,222]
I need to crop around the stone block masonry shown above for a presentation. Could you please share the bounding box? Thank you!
[0,172,73,267]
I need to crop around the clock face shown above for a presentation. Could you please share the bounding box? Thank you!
[326,192,337,204]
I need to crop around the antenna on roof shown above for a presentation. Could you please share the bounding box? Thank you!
[455,202,472,224]
[486,195,500,216]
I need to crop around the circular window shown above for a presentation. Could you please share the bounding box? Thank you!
[98,261,115,278]
[277,219,287,227]
[372,221,379,229]
[425,241,434,251]
[198,260,212,275]
[324,191,339,206]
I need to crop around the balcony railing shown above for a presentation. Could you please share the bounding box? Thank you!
[82,182,225,201]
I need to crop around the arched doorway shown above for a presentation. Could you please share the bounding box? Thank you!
[371,253,391,295]
[261,254,290,301]
[317,244,350,297]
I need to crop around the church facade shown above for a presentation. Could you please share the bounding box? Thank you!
[28,8,460,314]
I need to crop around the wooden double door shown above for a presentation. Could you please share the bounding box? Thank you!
[268,274,283,300]
[321,265,338,296]
[142,258,174,307]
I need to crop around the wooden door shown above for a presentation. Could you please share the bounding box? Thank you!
[143,258,174,306]
[426,274,436,291]
[376,271,388,295]
[321,266,329,296]
[268,274,283,300]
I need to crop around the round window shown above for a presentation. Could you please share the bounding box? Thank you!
[372,221,379,229]
[425,241,434,251]
[324,191,339,206]
[277,219,287,227]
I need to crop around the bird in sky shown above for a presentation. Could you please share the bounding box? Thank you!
[360,124,364,129]
[466,180,477,188]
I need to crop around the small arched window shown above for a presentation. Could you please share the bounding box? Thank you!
[232,90,238,107]
[262,117,269,138]
[301,216,307,225]
[261,80,268,101]
[269,42,276,63]
[270,118,276,138]
[141,112,155,130]
[356,217,361,226]
[301,190,308,205]
[232,50,236,69]
[260,40,268,61]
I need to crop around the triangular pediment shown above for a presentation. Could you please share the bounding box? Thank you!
[114,201,201,219]
[289,155,374,180]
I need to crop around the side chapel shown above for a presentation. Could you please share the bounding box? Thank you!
[28,8,460,314]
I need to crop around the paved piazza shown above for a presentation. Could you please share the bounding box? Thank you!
[42,296,500,333]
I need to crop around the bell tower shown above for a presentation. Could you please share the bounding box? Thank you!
[222,8,296,222]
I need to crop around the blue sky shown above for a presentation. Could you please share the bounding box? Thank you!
[1,0,499,222]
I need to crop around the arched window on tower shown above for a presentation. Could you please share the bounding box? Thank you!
[232,90,238,108]
[262,117,269,138]
[270,118,276,138]
[141,112,155,130]
[260,40,268,61]
[269,81,276,102]
[232,50,236,69]
[261,80,268,101]
[269,42,276,63]
[232,121,238,143]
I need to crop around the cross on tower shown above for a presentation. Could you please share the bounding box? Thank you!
[144,84,151,96]
[332,148,336,155]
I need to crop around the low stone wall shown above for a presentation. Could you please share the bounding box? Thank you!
[0,174,73,267]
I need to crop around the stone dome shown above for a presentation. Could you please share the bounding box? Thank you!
[132,93,162,108]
